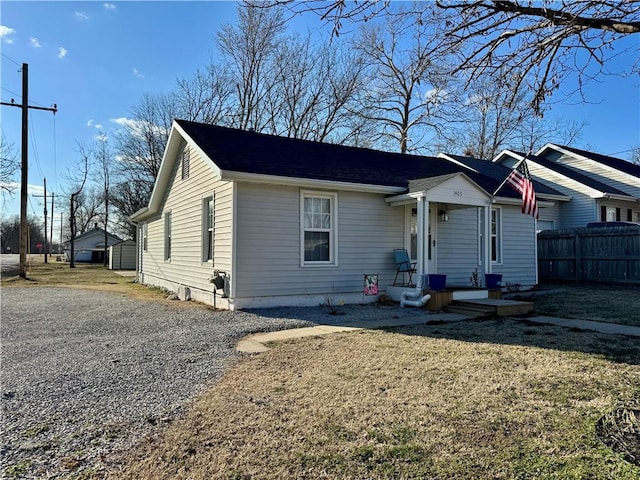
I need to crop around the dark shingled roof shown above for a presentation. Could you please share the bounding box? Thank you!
[509,151,632,197]
[443,153,566,198]
[555,145,640,178]
[176,120,519,198]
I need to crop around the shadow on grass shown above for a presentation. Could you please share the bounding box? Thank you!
[386,317,640,366]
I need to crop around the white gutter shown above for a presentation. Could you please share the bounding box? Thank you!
[400,274,431,308]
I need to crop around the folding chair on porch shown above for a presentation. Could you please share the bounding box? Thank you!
[393,249,417,286]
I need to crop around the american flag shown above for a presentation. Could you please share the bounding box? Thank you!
[506,159,539,219]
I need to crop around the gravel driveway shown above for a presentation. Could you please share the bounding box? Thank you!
[0,287,311,479]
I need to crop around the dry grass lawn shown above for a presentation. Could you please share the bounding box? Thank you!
[528,284,640,327]
[1,257,184,305]
[4,260,640,478]
[110,319,639,479]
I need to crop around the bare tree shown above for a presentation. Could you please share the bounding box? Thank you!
[94,133,112,266]
[631,147,640,166]
[352,10,455,153]
[0,132,19,195]
[274,1,640,114]
[175,64,234,125]
[218,3,286,131]
[66,143,90,268]
[111,92,177,238]
[266,32,367,143]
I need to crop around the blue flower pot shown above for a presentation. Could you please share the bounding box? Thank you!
[485,274,503,289]
[428,274,447,291]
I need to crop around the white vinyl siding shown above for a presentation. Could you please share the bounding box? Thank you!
[492,205,538,288]
[140,140,233,302]
[234,183,403,298]
[547,150,640,198]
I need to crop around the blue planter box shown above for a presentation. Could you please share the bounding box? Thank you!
[428,274,447,291]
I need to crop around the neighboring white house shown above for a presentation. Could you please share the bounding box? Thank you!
[109,240,137,270]
[494,145,640,230]
[130,120,558,310]
[63,225,122,263]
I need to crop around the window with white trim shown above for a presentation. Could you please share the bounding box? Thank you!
[202,196,214,262]
[164,212,172,261]
[480,207,502,264]
[142,223,147,252]
[301,191,337,265]
[491,208,502,263]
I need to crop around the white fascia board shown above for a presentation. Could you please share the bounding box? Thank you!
[492,149,522,163]
[385,193,418,207]
[221,170,404,194]
[534,143,558,157]
[437,153,480,172]
[493,196,556,208]
[604,193,639,202]
[538,193,572,202]
[129,207,149,223]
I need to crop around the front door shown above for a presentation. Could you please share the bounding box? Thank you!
[407,205,437,275]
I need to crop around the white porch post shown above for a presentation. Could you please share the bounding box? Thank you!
[416,195,427,278]
[484,202,492,275]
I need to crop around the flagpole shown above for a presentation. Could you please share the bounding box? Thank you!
[492,152,530,196]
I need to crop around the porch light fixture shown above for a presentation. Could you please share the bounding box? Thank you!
[439,210,449,222]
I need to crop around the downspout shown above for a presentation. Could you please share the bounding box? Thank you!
[400,274,431,308]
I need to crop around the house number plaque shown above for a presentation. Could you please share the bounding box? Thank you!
[453,190,463,197]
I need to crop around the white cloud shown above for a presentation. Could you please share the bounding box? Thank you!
[103,3,116,10]
[110,117,169,139]
[74,11,89,21]
[30,37,41,48]
[132,68,145,79]
[87,119,104,129]
[58,47,67,59]
[0,25,16,43]
[94,133,108,142]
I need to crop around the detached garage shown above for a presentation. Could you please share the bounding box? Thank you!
[109,240,137,270]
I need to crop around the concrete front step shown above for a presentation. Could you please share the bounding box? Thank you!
[445,298,533,317]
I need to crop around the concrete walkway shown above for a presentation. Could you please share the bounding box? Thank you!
[236,313,640,353]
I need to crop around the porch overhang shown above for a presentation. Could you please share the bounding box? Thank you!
[385,172,491,207]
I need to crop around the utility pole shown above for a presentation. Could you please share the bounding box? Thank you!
[0,63,57,277]
[50,192,55,258]
[33,178,49,263]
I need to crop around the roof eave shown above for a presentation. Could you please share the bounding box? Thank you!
[221,170,405,194]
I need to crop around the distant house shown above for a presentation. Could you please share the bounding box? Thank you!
[130,120,563,310]
[494,144,640,230]
[64,225,122,263]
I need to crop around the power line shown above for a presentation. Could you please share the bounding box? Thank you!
[28,110,44,179]
[1,52,21,67]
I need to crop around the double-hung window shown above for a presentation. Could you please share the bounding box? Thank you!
[164,212,172,261]
[301,191,337,265]
[202,196,214,262]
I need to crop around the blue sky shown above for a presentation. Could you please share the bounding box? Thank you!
[1,1,639,229]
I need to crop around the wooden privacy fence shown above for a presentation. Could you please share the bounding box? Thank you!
[538,226,640,284]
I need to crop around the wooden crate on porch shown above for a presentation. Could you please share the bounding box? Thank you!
[425,289,453,311]
[488,289,502,299]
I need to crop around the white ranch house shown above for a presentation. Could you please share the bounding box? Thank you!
[131,120,566,310]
